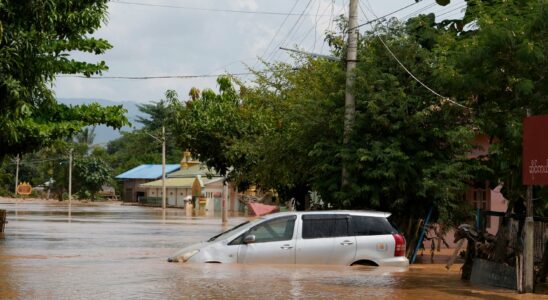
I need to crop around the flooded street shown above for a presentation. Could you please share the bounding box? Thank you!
[0,201,544,299]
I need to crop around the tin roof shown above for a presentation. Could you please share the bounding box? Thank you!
[115,164,180,180]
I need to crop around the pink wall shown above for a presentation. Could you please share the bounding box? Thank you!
[487,185,508,235]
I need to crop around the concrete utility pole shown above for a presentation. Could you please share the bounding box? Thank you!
[342,0,359,187]
[68,148,73,219]
[522,109,534,293]
[161,126,167,212]
[145,127,167,215]
[222,175,228,224]
[523,186,534,293]
[14,155,20,196]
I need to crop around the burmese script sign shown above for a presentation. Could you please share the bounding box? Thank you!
[523,115,548,185]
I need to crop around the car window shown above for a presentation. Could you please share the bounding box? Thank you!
[232,216,296,244]
[351,216,397,236]
[302,214,350,239]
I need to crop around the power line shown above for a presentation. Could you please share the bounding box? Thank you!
[265,0,315,63]
[111,0,332,17]
[435,4,467,18]
[257,0,301,66]
[360,2,470,110]
[320,0,336,54]
[353,0,423,30]
[298,2,334,49]
[57,72,257,80]
[401,2,437,20]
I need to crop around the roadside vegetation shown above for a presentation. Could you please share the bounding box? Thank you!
[1,1,547,233]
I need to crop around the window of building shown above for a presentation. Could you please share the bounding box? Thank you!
[466,181,491,228]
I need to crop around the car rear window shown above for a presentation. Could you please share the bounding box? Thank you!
[302,214,350,239]
[351,216,397,236]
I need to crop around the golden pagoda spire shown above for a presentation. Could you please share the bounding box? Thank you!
[180,150,191,170]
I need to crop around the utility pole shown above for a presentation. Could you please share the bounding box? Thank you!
[342,0,359,188]
[68,148,73,220]
[523,186,534,292]
[222,174,228,224]
[145,127,167,215]
[161,126,167,213]
[14,154,20,196]
[522,109,534,293]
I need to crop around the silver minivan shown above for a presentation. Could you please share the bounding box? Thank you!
[168,211,408,267]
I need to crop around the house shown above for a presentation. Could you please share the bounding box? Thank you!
[115,164,181,202]
[465,134,509,235]
[137,152,240,213]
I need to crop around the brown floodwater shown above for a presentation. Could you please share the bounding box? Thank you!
[0,201,545,299]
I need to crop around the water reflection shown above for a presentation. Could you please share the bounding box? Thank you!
[0,202,543,299]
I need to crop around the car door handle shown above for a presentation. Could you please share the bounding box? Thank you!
[340,240,354,246]
[280,245,293,250]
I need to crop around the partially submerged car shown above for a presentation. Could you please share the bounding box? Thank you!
[168,211,408,267]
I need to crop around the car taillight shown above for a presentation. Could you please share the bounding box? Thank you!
[392,233,406,257]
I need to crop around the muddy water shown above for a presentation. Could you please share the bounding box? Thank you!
[0,202,544,299]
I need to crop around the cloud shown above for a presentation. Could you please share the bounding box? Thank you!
[54,1,463,103]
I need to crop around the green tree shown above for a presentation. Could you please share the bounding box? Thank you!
[0,0,128,159]
[73,156,110,200]
[237,58,346,208]
[431,0,548,209]
[105,93,182,177]
[168,77,262,178]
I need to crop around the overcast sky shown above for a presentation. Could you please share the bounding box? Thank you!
[54,0,466,104]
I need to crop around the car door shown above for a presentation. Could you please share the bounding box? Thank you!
[296,214,356,265]
[237,215,297,264]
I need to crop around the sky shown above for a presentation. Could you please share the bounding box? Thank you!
[53,0,467,104]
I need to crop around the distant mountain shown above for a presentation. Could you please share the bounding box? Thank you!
[57,98,144,144]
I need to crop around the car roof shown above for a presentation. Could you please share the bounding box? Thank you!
[262,210,391,219]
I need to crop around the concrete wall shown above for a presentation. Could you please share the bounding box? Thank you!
[122,179,148,202]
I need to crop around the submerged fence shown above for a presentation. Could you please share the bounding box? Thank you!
[137,196,162,207]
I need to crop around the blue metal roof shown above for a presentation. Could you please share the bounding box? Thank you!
[115,164,180,180]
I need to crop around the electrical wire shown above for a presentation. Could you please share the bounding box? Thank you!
[360,2,470,110]
[435,4,467,18]
[111,0,332,17]
[298,2,334,50]
[320,0,336,54]
[353,0,423,30]
[313,0,322,51]
[256,0,301,67]
[401,2,437,20]
[57,72,258,80]
[265,0,315,63]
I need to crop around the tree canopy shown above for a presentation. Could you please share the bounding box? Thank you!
[0,0,128,159]
[160,0,547,222]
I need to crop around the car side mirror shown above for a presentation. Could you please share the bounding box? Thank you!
[243,235,256,244]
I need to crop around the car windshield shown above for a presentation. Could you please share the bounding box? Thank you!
[207,220,254,242]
